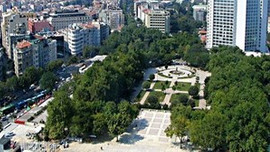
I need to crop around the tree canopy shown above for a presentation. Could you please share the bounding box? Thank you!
[169,47,270,151]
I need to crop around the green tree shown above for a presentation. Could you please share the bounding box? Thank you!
[108,113,131,141]
[83,46,99,58]
[188,86,199,97]
[46,91,73,139]
[171,94,189,107]
[166,115,189,148]
[146,95,160,108]
[189,112,228,151]
[103,101,117,120]
[46,60,64,72]
[73,85,90,102]
[165,65,168,69]
[93,113,107,135]
[6,76,19,91]
[0,82,6,100]
[149,74,155,81]
[161,83,166,91]
[183,44,209,69]
[67,56,79,65]
[40,72,57,91]
[19,67,43,89]
[142,81,151,89]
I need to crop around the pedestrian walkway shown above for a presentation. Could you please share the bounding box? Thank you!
[139,65,211,109]
[63,109,187,152]
[140,82,155,105]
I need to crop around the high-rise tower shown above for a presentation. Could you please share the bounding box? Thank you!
[206,0,268,52]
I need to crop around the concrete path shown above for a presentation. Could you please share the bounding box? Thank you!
[162,90,172,106]
[139,65,211,109]
[198,84,206,109]
[195,69,211,109]
[140,82,156,105]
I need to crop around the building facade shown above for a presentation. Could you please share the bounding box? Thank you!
[145,10,170,33]
[206,0,268,52]
[63,22,109,56]
[1,11,28,59]
[13,37,57,76]
[268,16,270,33]
[99,9,124,32]
[193,4,207,21]
[47,10,92,31]
[0,50,4,81]
[14,40,33,76]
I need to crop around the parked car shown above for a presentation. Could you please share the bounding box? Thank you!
[5,132,15,138]
[1,117,7,121]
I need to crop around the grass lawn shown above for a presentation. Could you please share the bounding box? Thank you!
[153,81,170,90]
[170,93,188,103]
[148,91,166,102]
[195,83,200,89]
[193,98,199,107]
[157,72,172,78]
[136,90,146,101]
[174,82,191,91]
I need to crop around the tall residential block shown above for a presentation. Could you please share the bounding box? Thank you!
[1,11,28,59]
[63,22,109,56]
[206,0,268,52]
[99,9,124,32]
[0,51,4,81]
[13,37,57,76]
[145,10,170,33]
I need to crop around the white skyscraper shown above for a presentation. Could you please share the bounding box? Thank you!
[206,0,268,53]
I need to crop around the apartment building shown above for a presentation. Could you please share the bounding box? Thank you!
[145,10,170,33]
[0,51,4,81]
[63,22,109,56]
[99,9,124,32]
[1,11,28,59]
[13,37,57,76]
[206,0,268,52]
[47,10,92,31]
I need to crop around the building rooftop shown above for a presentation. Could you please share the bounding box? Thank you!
[198,30,207,35]
[81,22,97,29]
[49,10,86,17]
[193,4,207,10]
[16,40,31,49]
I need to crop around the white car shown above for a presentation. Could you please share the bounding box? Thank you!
[4,132,15,138]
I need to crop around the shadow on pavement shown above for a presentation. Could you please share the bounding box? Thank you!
[119,134,144,144]
[87,133,114,144]
[118,118,149,144]
[127,118,148,132]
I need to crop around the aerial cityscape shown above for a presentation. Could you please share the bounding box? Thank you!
[0,0,269,151]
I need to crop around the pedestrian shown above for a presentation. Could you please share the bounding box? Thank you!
[100,146,103,150]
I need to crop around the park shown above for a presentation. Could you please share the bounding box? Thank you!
[137,64,211,110]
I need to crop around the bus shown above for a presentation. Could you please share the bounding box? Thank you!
[0,103,15,115]
[0,90,50,115]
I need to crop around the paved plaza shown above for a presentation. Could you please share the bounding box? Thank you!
[131,109,172,143]
[63,109,186,152]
